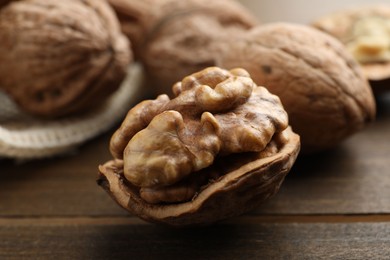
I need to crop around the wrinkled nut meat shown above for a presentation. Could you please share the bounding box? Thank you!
[98,67,300,226]
[313,5,390,93]
[215,23,376,153]
[108,0,257,90]
[0,0,132,117]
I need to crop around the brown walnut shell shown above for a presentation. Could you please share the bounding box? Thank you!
[98,67,300,226]
[215,23,376,153]
[98,127,300,226]
[0,0,132,117]
[108,0,257,89]
[312,5,390,94]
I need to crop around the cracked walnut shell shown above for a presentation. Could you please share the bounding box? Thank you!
[0,0,132,117]
[312,5,390,93]
[98,67,300,226]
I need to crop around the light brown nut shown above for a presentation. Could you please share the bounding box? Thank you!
[215,23,376,153]
[123,110,221,188]
[98,67,299,226]
[0,0,132,117]
[111,67,288,188]
[312,5,390,93]
[110,94,170,159]
[108,0,257,92]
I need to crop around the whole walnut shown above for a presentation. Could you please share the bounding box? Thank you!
[216,23,376,153]
[107,0,257,66]
[312,5,390,94]
[140,21,376,153]
[0,0,132,117]
[98,67,300,226]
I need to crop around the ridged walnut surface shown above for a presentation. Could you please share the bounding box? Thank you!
[0,0,132,117]
[216,23,376,153]
[108,0,257,92]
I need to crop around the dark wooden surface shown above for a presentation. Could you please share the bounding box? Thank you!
[1,94,390,259]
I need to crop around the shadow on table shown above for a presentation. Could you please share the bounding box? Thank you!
[91,222,292,259]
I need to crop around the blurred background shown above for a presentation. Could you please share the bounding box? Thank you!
[238,0,386,23]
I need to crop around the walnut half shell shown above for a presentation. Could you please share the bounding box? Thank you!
[312,5,390,93]
[98,128,299,226]
[98,67,300,226]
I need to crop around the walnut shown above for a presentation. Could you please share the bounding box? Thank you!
[107,0,257,88]
[98,67,300,226]
[312,5,390,93]
[216,23,376,153]
[0,0,132,117]
[105,2,376,153]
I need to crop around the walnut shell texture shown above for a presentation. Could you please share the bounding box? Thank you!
[312,5,390,93]
[98,127,300,226]
[216,23,376,153]
[108,0,257,59]
[0,0,132,117]
[108,0,257,93]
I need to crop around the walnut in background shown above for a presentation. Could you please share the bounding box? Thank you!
[313,5,390,94]
[108,0,375,153]
[216,23,376,153]
[0,0,132,117]
[108,0,258,90]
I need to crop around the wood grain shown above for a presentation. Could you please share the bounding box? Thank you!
[256,94,390,214]
[0,92,389,259]
[0,220,389,259]
[0,132,126,217]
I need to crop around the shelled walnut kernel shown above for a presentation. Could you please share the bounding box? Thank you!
[98,67,300,226]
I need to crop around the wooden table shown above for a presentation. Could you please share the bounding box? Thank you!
[1,94,389,259]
